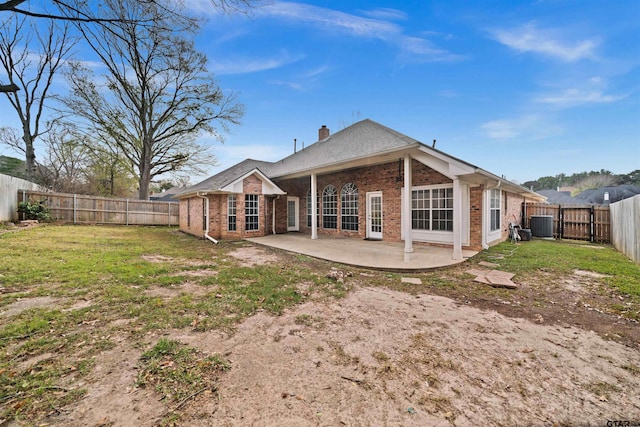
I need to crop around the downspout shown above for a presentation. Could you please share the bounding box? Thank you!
[197,192,218,244]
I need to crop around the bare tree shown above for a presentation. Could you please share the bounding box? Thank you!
[0,0,264,94]
[0,15,74,180]
[0,0,261,20]
[63,0,243,199]
[36,125,89,192]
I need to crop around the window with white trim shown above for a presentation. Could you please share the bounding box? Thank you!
[245,194,259,231]
[322,185,337,229]
[411,185,453,232]
[341,183,359,231]
[306,189,320,228]
[228,195,237,231]
[490,189,501,232]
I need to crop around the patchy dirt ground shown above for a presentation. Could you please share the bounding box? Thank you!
[172,288,640,426]
[4,243,640,426]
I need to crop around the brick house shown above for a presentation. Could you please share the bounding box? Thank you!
[176,119,544,259]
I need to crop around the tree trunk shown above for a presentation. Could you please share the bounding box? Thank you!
[138,161,151,200]
[23,131,35,181]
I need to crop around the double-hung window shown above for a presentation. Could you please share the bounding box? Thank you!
[228,195,237,231]
[490,189,501,232]
[340,183,359,231]
[245,194,259,231]
[322,185,337,229]
[411,186,453,232]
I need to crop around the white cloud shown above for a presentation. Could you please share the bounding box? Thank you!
[268,80,304,91]
[209,51,304,75]
[535,88,625,107]
[256,2,461,63]
[360,7,408,21]
[259,1,401,40]
[490,22,598,62]
[481,114,561,140]
[534,77,627,107]
[400,36,465,63]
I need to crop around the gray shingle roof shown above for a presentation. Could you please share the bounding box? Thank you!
[576,185,640,204]
[177,119,543,201]
[178,119,419,197]
[266,119,420,177]
[536,190,584,204]
[177,159,273,197]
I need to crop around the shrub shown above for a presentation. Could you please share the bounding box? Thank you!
[18,200,52,221]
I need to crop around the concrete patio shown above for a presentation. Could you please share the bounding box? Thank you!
[246,233,478,271]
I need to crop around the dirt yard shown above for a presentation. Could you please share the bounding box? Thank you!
[3,239,639,426]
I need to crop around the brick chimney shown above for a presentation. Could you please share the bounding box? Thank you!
[318,125,330,141]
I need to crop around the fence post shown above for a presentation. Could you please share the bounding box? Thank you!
[126,199,129,226]
[21,190,26,221]
[590,205,595,243]
[73,194,77,224]
[558,206,563,239]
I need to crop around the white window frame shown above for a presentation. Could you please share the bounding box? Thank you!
[322,185,337,229]
[411,184,453,232]
[340,183,359,232]
[228,194,237,231]
[403,183,469,246]
[485,188,502,243]
[245,194,259,232]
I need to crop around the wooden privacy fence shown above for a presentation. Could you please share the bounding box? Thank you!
[522,203,611,243]
[19,190,179,226]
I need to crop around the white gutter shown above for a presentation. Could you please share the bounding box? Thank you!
[197,192,219,244]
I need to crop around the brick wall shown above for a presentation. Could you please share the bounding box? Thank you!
[180,163,539,250]
[468,185,483,250]
[274,159,452,242]
[179,196,205,237]
[179,173,272,240]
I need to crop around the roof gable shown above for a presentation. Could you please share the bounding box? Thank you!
[219,168,286,195]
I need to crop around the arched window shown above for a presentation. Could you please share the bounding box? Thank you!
[322,185,337,229]
[306,188,319,228]
[341,183,358,231]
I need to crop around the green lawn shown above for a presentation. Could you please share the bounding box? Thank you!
[1,225,638,425]
[0,225,341,424]
[476,239,640,298]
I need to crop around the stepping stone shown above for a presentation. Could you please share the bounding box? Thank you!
[466,268,518,289]
[401,277,422,285]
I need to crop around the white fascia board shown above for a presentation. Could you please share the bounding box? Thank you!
[412,150,475,180]
[417,146,475,177]
[219,168,286,195]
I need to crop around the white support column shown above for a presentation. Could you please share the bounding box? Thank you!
[452,177,463,260]
[403,154,413,254]
[311,173,318,240]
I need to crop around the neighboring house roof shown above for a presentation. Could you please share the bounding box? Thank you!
[536,190,584,205]
[177,119,545,201]
[576,185,640,204]
[150,186,183,201]
[537,185,640,205]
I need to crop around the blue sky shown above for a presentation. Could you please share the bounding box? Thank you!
[2,0,639,185]
[192,0,640,184]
